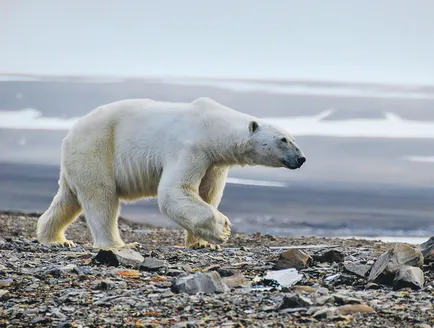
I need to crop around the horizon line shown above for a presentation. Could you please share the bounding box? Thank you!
[1,72,433,89]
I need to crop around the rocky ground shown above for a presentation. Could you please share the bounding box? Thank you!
[1,212,434,327]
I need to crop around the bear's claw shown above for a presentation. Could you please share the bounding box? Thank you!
[43,239,76,248]
[123,242,141,249]
[190,240,222,251]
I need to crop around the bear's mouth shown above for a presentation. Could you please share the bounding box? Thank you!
[281,159,300,170]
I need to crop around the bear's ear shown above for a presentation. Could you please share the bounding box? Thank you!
[248,121,259,135]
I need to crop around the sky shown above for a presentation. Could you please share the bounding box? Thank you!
[1,0,434,84]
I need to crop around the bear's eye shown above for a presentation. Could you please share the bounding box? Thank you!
[280,137,288,143]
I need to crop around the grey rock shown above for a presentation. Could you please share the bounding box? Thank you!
[393,265,424,290]
[171,271,229,294]
[30,317,49,325]
[279,307,308,314]
[368,243,423,286]
[279,294,313,309]
[344,263,371,278]
[312,307,338,319]
[274,249,313,270]
[93,249,145,268]
[140,257,168,272]
[314,295,335,306]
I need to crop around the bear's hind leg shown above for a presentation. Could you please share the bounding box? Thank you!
[78,189,126,249]
[185,166,229,250]
[37,182,81,247]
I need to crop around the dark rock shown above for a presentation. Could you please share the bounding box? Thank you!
[419,236,434,263]
[171,271,229,294]
[140,257,168,272]
[166,269,185,276]
[368,243,423,286]
[279,294,313,309]
[313,250,345,263]
[92,279,127,290]
[333,294,362,305]
[0,289,9,300]
[274,249,313,270]
[92,249,145,268]
[343,263,371,278]
[365,282,381,290]
[393,265,424,290]
[217,268,237,277]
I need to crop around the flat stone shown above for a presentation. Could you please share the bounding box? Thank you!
[264,268,303,287]
[140,258,168,272]
[274,249,313,270]
[393,265,424,290]
[93,249,145,268]
[368,243,423,286]
[313,250,345,263]
[171,271,229,294]
[344,263,371,278]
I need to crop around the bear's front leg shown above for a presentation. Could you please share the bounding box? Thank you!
[185,165,230,250]
[157,160,232,246]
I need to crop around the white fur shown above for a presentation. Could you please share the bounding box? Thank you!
[37,97,305,249]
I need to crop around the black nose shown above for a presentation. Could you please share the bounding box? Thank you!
[298,157,306,166]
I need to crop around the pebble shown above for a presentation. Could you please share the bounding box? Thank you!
[2,212,434,327]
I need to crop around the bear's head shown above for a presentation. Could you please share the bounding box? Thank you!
[245,121,306,170]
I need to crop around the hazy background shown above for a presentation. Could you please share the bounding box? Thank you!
[1,0,434,238]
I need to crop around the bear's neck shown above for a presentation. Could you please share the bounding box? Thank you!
[207,131,254,167]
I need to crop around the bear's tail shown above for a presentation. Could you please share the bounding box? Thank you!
[37,178,82,244]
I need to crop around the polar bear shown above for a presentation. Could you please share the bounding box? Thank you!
[37,97,306,250]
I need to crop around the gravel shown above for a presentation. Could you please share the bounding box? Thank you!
[1,211,434,327]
